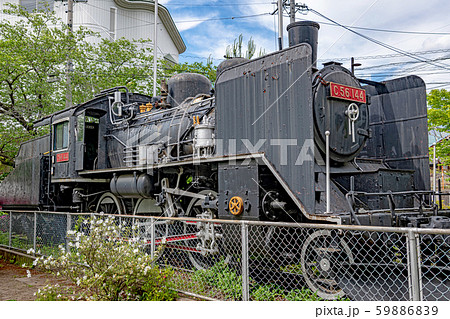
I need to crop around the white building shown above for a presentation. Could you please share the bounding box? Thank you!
[0,0,185,63]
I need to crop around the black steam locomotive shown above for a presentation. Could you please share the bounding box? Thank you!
[1,21,449,299]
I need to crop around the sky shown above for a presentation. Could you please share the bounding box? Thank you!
[160,0,450,91]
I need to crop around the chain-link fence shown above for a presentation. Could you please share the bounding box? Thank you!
[1,210,449,301]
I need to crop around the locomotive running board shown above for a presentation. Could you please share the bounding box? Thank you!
[79,152,341,223]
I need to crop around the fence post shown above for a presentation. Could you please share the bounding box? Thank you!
[241,221,249,301]
[33,212,37,252]
[407,229,422,301]
[8,211,12,248]
[66,213,71,252]
[150,217,155,260]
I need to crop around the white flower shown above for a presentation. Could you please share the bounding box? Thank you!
[32,260,37,266]
[26,248,35,254]
[76,279,81,286]
[21,263,26,268]
[57,294,61,298]
[26,270,31,278]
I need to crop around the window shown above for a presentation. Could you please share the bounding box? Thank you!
[110,8,117,40]
[19,0,54,13]
[77,115,84,142]
[54,121,69,150]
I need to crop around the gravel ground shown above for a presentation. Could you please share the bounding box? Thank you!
[0,257,195,301]
[0,258,67,301]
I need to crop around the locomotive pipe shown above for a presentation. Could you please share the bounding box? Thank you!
[433,144,436,201]
[153,0,158,97]
[325,130,330,214]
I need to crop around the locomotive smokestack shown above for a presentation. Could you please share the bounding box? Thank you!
[287,21,320,68]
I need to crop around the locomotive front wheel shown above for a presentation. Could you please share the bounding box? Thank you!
[96,192,125,215]
[300,230,354,300]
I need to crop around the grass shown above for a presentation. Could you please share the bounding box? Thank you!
[171,258,330,301]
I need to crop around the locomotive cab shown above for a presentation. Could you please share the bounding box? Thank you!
[74,112,100,171]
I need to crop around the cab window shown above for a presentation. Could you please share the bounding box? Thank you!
[54,121,69,150]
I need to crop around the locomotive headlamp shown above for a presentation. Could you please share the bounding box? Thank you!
[229,196,244,215]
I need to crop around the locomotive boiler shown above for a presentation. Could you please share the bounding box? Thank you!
[1,21,449,299]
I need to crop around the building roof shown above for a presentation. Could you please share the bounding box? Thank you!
[114,0,186,54]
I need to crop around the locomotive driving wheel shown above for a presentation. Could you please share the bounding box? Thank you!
[301,230,354,300]
[184,190,229,270]
[96,192,124,215]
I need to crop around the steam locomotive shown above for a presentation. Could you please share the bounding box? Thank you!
[1,21,449,299]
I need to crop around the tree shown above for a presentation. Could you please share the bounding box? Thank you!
[0,4,218,173]
[427,88,450,165]
[225,34,266,59]
[71,38,156,103]
[0,4,84,166]
[164,56,217,83]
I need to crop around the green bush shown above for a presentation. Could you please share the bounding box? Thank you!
[284,288,324,301]
[192,259,242,300]
[250,284,283,301]
[190,258,332,301]
[32,215,177,301]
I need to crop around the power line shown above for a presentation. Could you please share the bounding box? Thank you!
[175,13,271,23]
[308,8,450,72]
[85,2,269,27]
[290,16,450,36]
[356,56,450,71]
[165,2,272,7]
[318,49,450,62]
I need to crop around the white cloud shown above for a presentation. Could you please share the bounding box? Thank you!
[174,0,450,89]
[172,12,218,32]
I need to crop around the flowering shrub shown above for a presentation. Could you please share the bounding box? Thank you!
[33,215,177,301]
[35,284,73,301]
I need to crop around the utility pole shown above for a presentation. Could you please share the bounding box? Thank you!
[66,0,74,109]
[277,0,283,50]
[153,0,158,97]
[351,57,362,75]
[290,0,295,23]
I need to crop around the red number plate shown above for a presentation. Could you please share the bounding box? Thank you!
[56,152,69,163]
[329,82,366,103]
